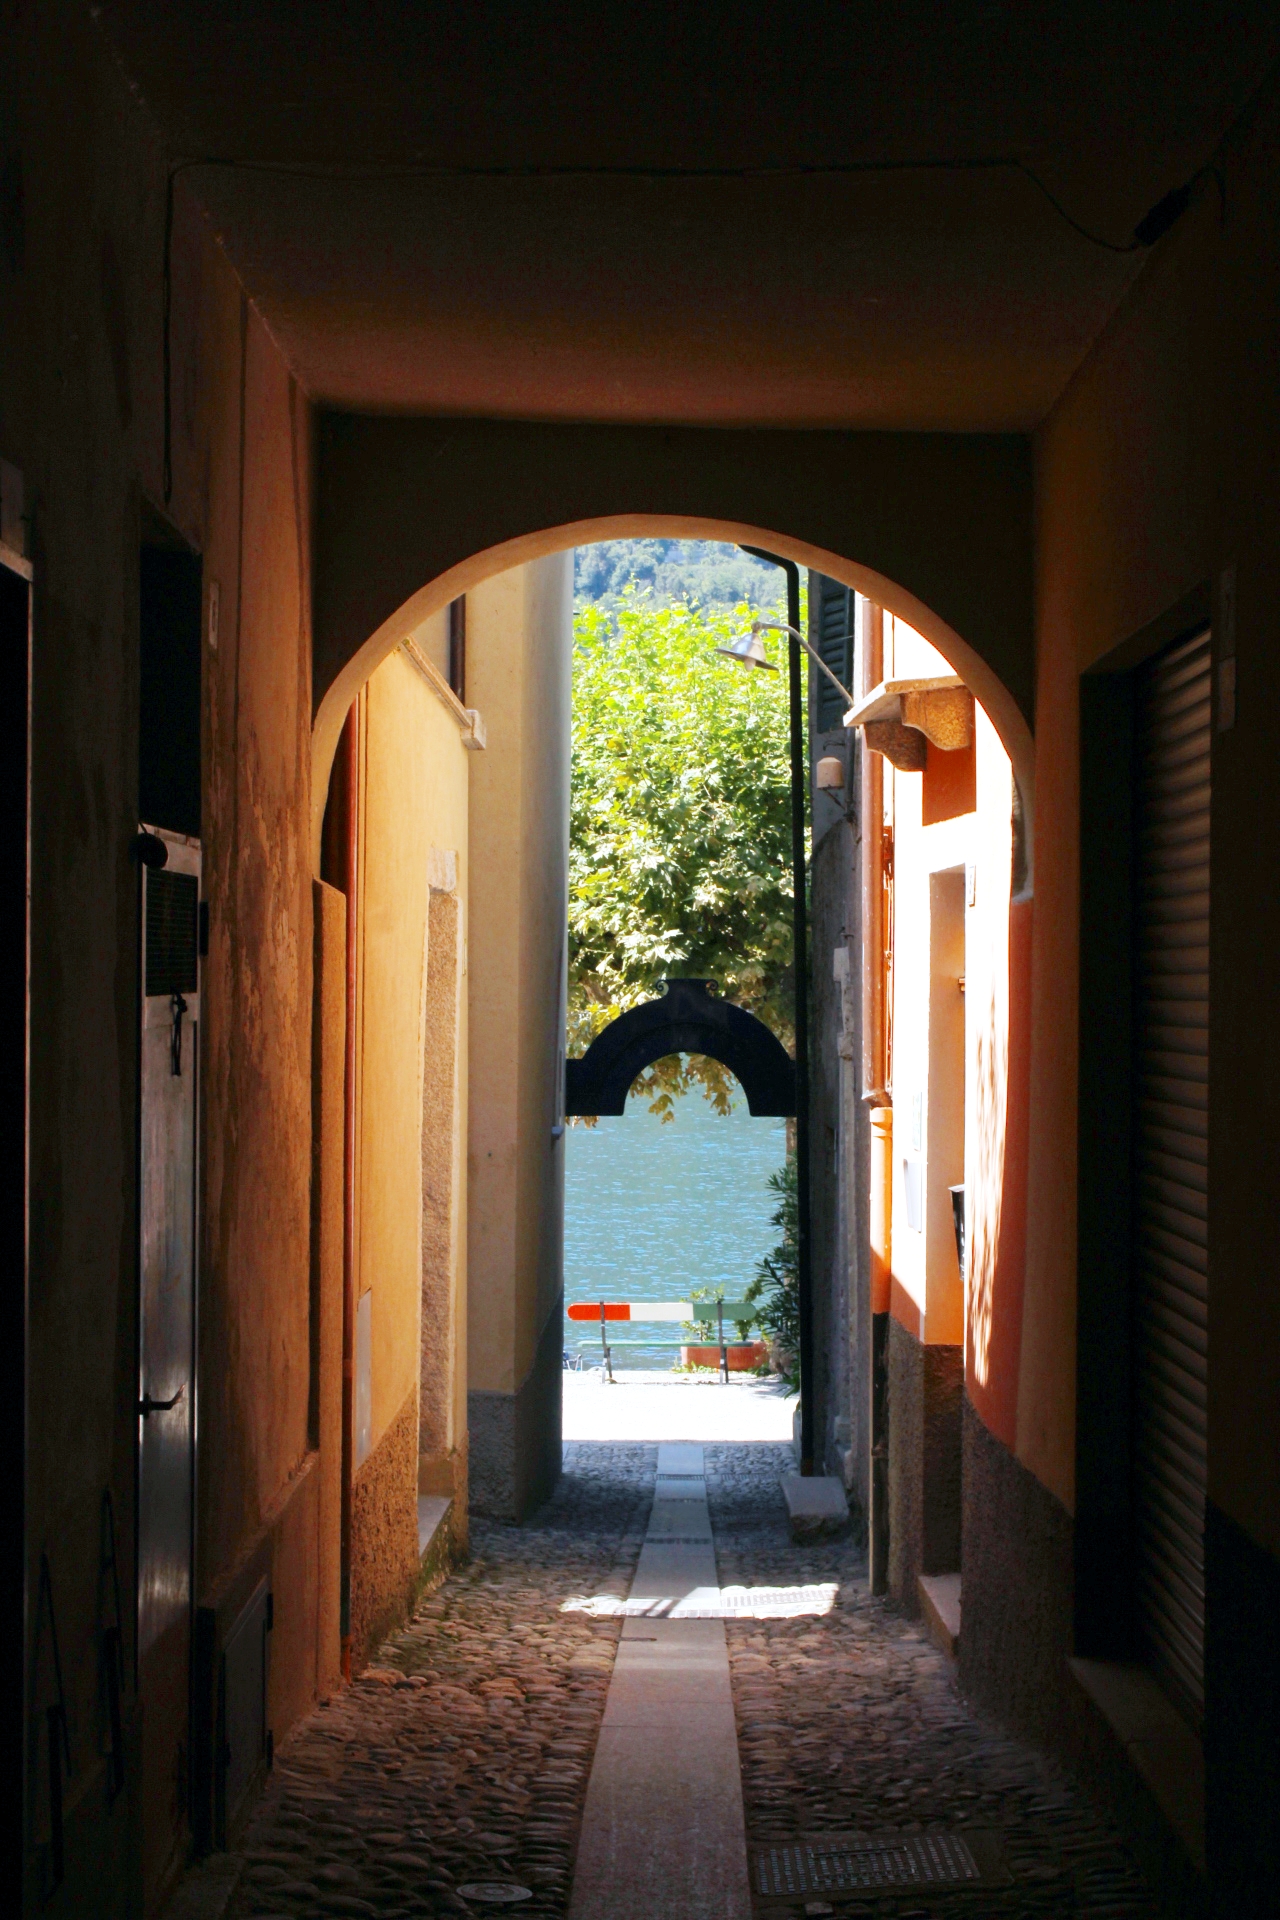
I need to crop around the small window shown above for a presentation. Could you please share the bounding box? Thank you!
[448,596,466,702]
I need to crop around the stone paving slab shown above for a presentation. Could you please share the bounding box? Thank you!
[571,1722,750,1920]
[569,1442,751,1920]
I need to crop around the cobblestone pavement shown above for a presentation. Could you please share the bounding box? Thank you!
[231,1439,1161,1920]
[229,1445,652,1920]
[706,1442,1161,1919]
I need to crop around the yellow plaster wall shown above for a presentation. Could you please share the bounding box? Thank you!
[467,555,572,1396]
[358,648,470,1447]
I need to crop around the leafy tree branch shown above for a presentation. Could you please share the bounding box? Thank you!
[569,588,803,1118]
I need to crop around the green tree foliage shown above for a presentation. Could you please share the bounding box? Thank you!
[743,1156,800,1385]
[569,589,800,1116]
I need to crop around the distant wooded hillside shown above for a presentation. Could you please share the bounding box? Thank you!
[574,538,787,613]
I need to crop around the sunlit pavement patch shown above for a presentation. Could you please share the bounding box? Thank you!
[561,1584,838,1620]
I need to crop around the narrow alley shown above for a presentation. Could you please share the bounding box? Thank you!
[223,1440,1158,1920]
[12,9,1280,1916]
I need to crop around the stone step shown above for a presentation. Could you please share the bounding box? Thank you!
[918,1571,961,1658]
[780,1473,849,1540]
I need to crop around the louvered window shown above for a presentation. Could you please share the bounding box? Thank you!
[810,575,855,731]
[145,868,199,998]
[1131,626,1210,1727]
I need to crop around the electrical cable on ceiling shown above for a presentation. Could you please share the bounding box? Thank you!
[161,150,1210,502]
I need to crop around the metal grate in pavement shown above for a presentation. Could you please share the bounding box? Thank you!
[754,1833,980,1895]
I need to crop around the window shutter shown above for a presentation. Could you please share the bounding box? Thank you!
[810,574,855,731]
[1132,626,1210,1728]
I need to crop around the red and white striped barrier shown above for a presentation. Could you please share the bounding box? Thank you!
[566,1302,694,1323]
[566,1300,757,1381]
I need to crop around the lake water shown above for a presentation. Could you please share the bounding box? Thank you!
[563,1091,788,1369]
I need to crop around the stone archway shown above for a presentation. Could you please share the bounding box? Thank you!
[564,978,796,1118]
[308,416,1036,869]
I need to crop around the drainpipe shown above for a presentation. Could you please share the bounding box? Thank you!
[869,1106,892,1592]
[339,703,359,1679]
[860,602,887,1104]
[859,601,892,1590]
[740,548,815,1475]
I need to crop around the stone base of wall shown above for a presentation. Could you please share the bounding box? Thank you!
[960,1392,1074,1746]
[419,1438,469,1558]
[350,1389,421,1672]
[887,1316,962,1609]
[469,1296,563,1523]
[417,1492,469,1603]
[1205,1501,1280,1915]
[963,1397,1215,1917]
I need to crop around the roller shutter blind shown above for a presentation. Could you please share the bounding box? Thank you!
[1132,625,1210,1727]
[810,575,855,730]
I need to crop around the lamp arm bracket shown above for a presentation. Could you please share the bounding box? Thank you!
[754,620,857,713]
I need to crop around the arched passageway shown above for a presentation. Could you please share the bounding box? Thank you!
[319,517,1034,1601]
[319,508,1034,1523]
[16,12,1279,1908]
[564,979,795,1118]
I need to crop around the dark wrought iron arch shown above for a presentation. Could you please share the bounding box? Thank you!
[564,978,795,1118]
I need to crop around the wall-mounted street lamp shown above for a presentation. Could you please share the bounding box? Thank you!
[723,622,858,815]
[714,590,859,1476]
[718,617,857,711]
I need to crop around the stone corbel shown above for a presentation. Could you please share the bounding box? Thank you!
[843,676,974,766]
[861,720,927,771]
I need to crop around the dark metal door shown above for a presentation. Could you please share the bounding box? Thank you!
[0,544,31,1904]
[1132,628,1210,1726]
[138,828,200,1896]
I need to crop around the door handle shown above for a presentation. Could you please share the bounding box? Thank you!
[138,1383,186,1417]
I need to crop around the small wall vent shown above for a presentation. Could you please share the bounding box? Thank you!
[144,868,198,998]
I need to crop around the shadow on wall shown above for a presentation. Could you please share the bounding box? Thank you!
[968,979,1007,1393]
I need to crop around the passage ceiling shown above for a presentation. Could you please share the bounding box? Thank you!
[99,0,1280,428]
